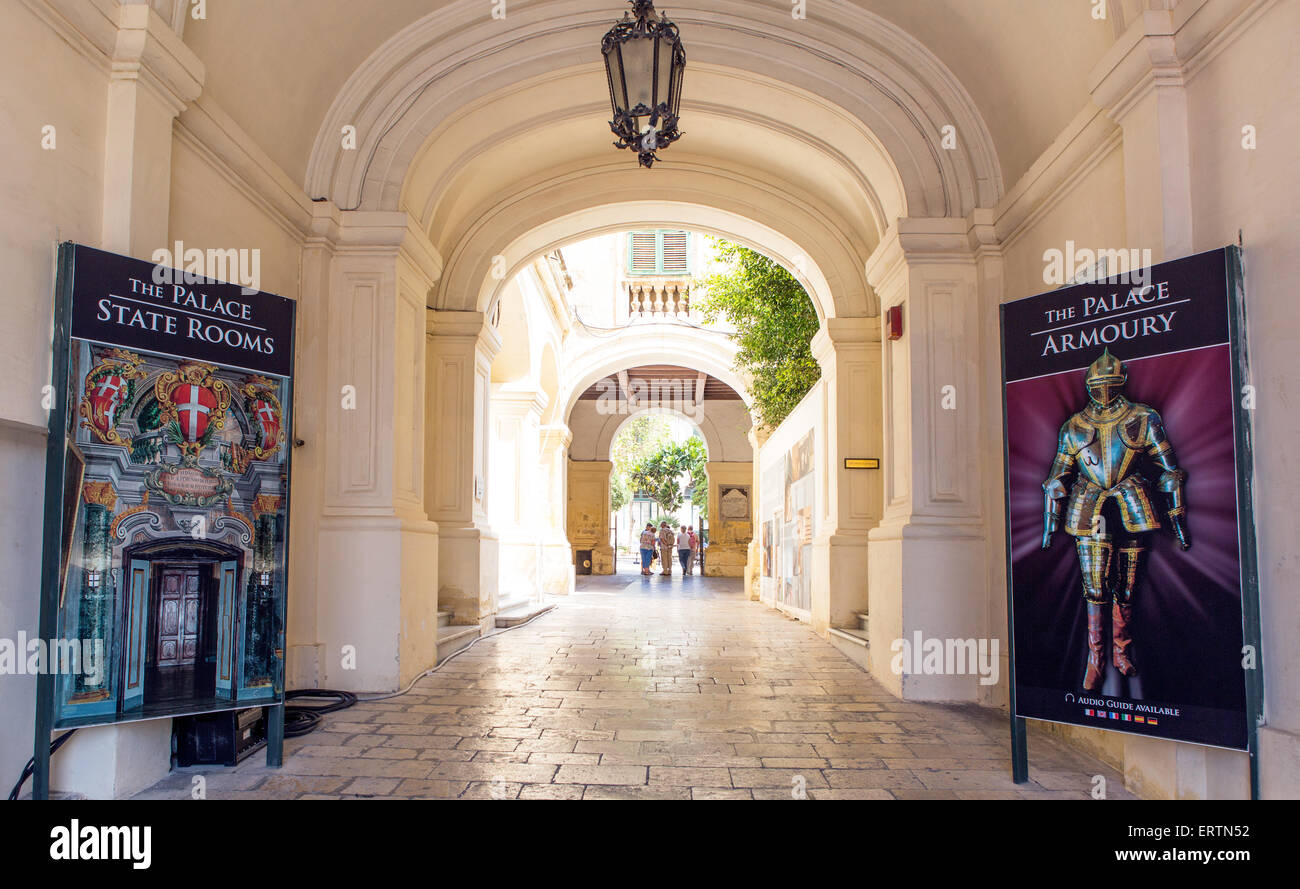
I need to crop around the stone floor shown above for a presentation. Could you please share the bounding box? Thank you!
[133,573,1133,800]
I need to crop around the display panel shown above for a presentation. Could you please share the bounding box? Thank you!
[1000,247,1259,751]
[39,244,295,729]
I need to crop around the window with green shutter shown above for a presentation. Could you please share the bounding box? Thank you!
[627,230,692,276]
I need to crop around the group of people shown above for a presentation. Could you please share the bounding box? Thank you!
[638,521,702,576]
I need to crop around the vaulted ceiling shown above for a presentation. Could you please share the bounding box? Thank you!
[178,0,1132,194]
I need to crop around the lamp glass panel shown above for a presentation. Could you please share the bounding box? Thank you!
[604,47,623,114]
[620,36,654,112]
[605,45,628,114]
[655,39,674,111]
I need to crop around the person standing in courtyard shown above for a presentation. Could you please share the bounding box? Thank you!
[677,525,692,575]
[658,521,676,576]
[639,523,657,576]
[686,525,699,575]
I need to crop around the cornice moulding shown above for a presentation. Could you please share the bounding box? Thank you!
[1089,0,1267,117]
[330,211,445,285]
[111,1,204,110]
[426,309,495,342]
[993,104,1122,250]
[177,96,317,236]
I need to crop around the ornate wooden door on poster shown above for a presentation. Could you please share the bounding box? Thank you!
[32,243,297,799]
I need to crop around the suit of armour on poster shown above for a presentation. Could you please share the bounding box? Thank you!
[1000,247,1257,751]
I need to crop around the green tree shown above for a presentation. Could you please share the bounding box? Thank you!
[697,239,821,430]
[609,414,675,511]
[628,435,708,517]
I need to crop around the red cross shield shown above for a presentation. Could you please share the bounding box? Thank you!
[174,384,218,442]
[88,374,128,429]
[252,398,280,448]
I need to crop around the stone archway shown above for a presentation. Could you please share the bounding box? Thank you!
[566,364,753,578]
[301,0,1004,705]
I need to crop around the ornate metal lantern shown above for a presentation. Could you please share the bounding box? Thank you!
[602,0,686,168]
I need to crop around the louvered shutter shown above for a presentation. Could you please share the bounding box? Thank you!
[661,231,689,273]
[629,232,658,273]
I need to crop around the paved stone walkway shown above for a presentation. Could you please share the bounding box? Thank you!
[134,574,1132,799]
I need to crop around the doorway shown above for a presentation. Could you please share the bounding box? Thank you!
[145,561,219,704]
[119,539,242,714]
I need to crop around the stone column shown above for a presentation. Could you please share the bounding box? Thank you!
[703,461,752,577]
[743,426,770,600]
[316,211,442,691]
[427,311,501,629]
[864,218,987,701]
[539,424,575,595]
[566,461,614,575]
[810,317,883,635]
[490,387,546,607]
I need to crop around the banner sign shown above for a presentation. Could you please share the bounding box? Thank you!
[1000,247,1260,751]
[37,244,295,733]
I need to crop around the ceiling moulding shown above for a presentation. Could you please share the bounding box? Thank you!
[20,0,120,71]
[411,83,891,243]
[558,330,750,421]
[992,104,1122,251]
[1088,0,1269,118]
[306,0,1002,221]
[26,0,203,107]
[175,96,320,240]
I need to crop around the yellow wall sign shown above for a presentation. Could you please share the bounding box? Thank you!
[844,458,880,470]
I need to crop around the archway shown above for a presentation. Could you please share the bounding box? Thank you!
[565,358,752,578]
[303,0,1003,705]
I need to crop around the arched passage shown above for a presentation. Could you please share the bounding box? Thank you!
[305,0,1003,708]
[565,353,753,578]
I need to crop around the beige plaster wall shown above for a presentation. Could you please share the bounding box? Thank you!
[0,1,110,794]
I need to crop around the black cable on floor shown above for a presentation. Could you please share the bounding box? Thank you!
[11,607,557,790]
[282,689,358,737]
[7,729,77,801]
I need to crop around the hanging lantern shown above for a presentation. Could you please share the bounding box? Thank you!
[602,0,686,168]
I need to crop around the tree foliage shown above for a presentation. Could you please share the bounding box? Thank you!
[627,435,708,518]
[609,414,675,511]
[697,239,821,430]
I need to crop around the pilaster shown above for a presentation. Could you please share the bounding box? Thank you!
[863,217,988,700]
[491,386,548,606]
[703,461,753,578]
[809,316,883,634]
[100,0,202,257]
[316,211,441,691]
[1089,2,1254,798]
[539,423,575,596]
[1089,6,1194,261]
[427,310,501,627]
[566,460,614,575]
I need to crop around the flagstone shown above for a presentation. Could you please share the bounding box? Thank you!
[133,576,1132,801]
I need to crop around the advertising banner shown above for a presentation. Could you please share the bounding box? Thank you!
[1000,247,1260,751]
[37,243,295,732]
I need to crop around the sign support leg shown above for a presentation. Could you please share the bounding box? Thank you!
[266,703,284,767]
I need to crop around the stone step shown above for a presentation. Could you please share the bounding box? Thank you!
[436,623,479,663]
[494,601,555,628]
[828,625,870,672]
[437,610,452,628]
[856,612,869,632]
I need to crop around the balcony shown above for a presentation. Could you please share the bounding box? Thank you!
[626,278,695,322]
